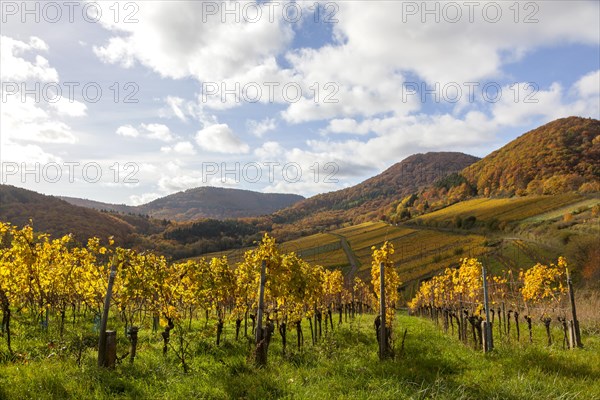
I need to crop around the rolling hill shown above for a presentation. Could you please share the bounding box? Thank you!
[61,187,304,222]
[3,117,599,280]
[462,116,600,196]
[137,187,304,221]
[0,185,153,245]
[59,196,137,215]
[199,117,600,289]
[202,191,599,294]
[269,152,480,236]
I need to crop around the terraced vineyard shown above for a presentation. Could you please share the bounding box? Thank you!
[200,221,488,298]
[522,196,600,222]
[198,192,598,300]
[485,238,554,274]
[412,193,590,225]
[302,223,489,291]
[200,232,348,269]
[280,233,347,267]
[388,231,487,284]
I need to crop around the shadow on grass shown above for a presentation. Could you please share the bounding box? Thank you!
[223,367,287,400]
[515,347,600,380]
[83,367,144,398]
[400,328,468,379]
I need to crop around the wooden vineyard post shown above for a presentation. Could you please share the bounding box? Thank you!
[98,262,117,368]
[254,260,267,365]
[502,302,507,335]
[128,326,139,364]
[481,321,492,352]
[105,331,117,369]
[152,293,159,333]
[481,264,493,352]
[568,320,576,349]
[379,261,389,360]
[459,295,466,343]
[566,269,583,348]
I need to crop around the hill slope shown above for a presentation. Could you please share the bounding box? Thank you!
[462,116,600,196]
[0,185,139,244]
[62,187,304,222]
[137,187,304,221]
[59,196,136,215]
[270,152,479,234]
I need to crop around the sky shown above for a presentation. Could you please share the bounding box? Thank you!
[1,0,599,205]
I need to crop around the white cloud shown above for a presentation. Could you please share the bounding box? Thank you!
[195,124,250,154]
[254,141,285,160]
[329,2,599,84]
[49,97,87,117]
[116,124,140,137]
[1,95,78,144]
[0,34,85,167]
[157,174,206,193]
[0,140,62,164]
[282,46,419,123]
[0,36,57,81]
[247,118,277,137]
[138,163,158,173]
[93,36,135,68]
[117,123,177,141]
[288,72,600,178]
[173,141,196,155]
[94,2,293,81]
[323,118,373,135]
[92,1,599,127]
[283,1,600,123]
[141,123,175,142]
[252,139,375,195]
[284,112,497,175]
[492,79,600,126]
[574,70,600,98]
[164,96,188,122]
[161,141,196,155]
[129,192,161,206]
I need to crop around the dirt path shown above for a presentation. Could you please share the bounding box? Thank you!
[331,233,360,281]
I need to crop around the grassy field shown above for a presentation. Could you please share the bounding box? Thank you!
[1,312,598,399]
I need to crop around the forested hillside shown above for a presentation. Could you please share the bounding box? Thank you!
[462,117,600,196]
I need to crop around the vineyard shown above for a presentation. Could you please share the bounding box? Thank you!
[0,221,389,369]
[0,220,599,399]
[201,221,489,290]
[409,257,583,351]
[412,193,591,226]
[199,231,349,269]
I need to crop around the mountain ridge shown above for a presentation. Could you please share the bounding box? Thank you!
[268,152,480,236]
[0,185,140,244]
[60,186,304,221]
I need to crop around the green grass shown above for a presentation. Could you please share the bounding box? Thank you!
[1,313,598,399]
